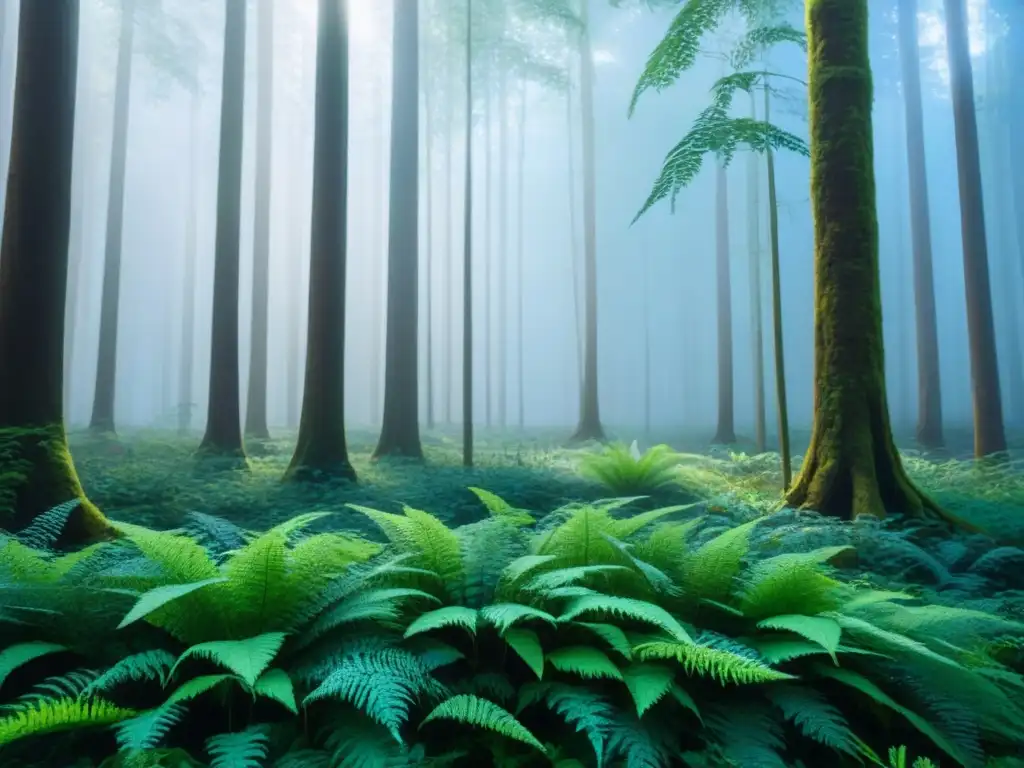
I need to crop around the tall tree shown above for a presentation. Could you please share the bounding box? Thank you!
[286,0,354,480]
[746,93,766,454]
[374,0,423,459]
[462,0,475,466]
[0,0,114,539]
[942,0,1006,458]
[785,0,965,522]
[178,91,200,435]
[89,0,137,435]
[713,161,735,444]
[244,0,274,440]
[198,0,247,459]
[897,0,943,448]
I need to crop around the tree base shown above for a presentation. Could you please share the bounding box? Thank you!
[0,425,116,546]
[194,444,250,472]
[712,429,737,445]
[284,439,357,483]
[569,420,606,444]
[372,442,424,462]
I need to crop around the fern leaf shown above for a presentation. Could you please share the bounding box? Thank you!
[113,704,187,751]
[0,696,136,747]
[757,615,841,662]
[501,554,557,584]
[621,663,675,718]
[573,622,634,660]
[680,519,759,603]
[206,726,269,768]
[526,565,632,592]
[421,694,546,754]
[81,650,176,696]
[117,577,228,630]
[765,685,863,758]
[547,646,623,681]
[0,642,67,692]
[559,594,693,643]
[14,499,82,550]
[169,632,286,688]
[480,603,557,634]
[467,488,535,526]
[253,668,297,714]
[504,629,545,680]
[404,606,477,639]
[165,674,236,707]
[634,641,793,686]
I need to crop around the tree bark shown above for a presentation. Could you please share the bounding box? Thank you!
[516,87,526,430]
[566,64,584,401]
[179,91,200,435]
[462,0,475,467]
[897,0,943,449]
[482,64,492,430]
[747,92,766,454]
[368,73,384,427]
[0,0,113,541]
[198,0,247,459]
[244,0,274,440]
[786,0,968,526]
[570,0,604,442]
[90,0,136,435]
[713,161,736,444]
[424,45,435,431]
[444,50,455,426]
[1006,1,1024,343]
[285,0,354,480]
[942,0,1006,458]
[373,0,422,459]
[497,67,508,429]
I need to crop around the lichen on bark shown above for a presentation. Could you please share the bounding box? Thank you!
[785,0,972,529]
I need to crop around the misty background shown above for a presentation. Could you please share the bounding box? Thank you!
[0,0,1019,446]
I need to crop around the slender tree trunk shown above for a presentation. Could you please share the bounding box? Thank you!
[643,247,651,437]
[516,87,526,430]
[424,53,435,431]
[462,0,475,467]
[374,0,422,459]
[747,90,765,454]
[179,92,200,435]
[1006,1,1024,324]
[368,77,384,426]
[199,0,247,459]
[497,67,508,429]
[713,162,736,444]
[942,0,1006,457]
[571,0,604,442]
[90,0,136,435]
[0,0,113,540]
[483,67,492,430]
[285,0,354,479]
[444,52,455,426]
[566,68,584,399]
[897,0,943,449]
[285,48,306,432]
[245,0,274,440]
[0,1,12,218]
[786,0,967,526]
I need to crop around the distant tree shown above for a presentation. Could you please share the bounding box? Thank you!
[942,0,1006,458]
[285,0,355,481]
[375,0,423,460]
[198,0,247,460]
[0,0,115,540]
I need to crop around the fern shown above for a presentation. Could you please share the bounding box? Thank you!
[634,641,793,685]
[206,726,269,768]
[422,694,546,754]
[169,632,287,688]
[0,696,136,747]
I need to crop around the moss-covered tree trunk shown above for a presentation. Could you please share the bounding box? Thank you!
[373,0,423,460]
[0,0,113,541]
[570,0,604,443]
[198,0,247,460]
[942,0,1006,458]
[90,0,136,435]
[244,0,274,441]
[285,0,354,481]
[785,0,965,525]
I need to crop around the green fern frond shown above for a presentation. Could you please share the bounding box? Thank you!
[467,488,535,526]
[404,606,478,638]
[547,646,623,681]
[517,682,614,764]
[206,726,269,768]
[117,577,228,630]
[634,641,793,685]
[480,603,557,634]
[559,594,693,643]
[525,564,632,592]
[730,21,807,69]
[621,662,675,717]
[349,504,463,586]
[302,588,440,648]
[504,629,545,680]
[756,615,841,662]
[421,694,546,754]
[0,642,67,692]
[679,519,759,604]
[0,696,136,747]
[82,650,176,696]
[252,668,297,713]
[169,632,286,688]
[765,685,864,758]
[573,622,634,660]
[738,547,850,619]
[500,554,557,586]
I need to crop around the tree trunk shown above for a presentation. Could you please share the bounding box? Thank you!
[244,0,274,440]
[482,67,492,430]
[896,0,943,449]
[368,75,384,427]
[516,87,526,430]
[424,50,435,431]
[643,244,651,437]
[462,0,475,467]
[942,0,1006,458]
[570,0,604,442]
[764,88,792,490]
[90,0,136,435]
[713,161,736,444]
[786,0,966,525]
[566,65,584,400]
[1006,2,1024,336]
[444,51,455,426]
[0,0,113,541]
[285,0,354,480]
[747,92,766,454]
[198,0,247,459]
[179,91,200,435]
[0,0,12,217]
[373,0,422,460]
[497,67,508,429]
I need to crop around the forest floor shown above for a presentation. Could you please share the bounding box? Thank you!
[70,425,1023,544]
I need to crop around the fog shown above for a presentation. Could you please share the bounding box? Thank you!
[0,0,1020,448]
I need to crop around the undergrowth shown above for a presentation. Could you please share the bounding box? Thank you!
[0,488,1022,767]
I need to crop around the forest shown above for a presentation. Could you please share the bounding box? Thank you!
[0,0,1022,766]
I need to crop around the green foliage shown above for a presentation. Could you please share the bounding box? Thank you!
[577,441,687,496]
[1,483,1022,767]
